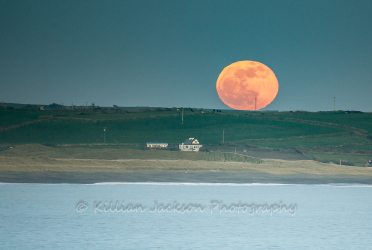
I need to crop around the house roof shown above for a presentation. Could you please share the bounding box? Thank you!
[182,138,200,145]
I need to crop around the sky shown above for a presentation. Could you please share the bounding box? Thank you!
[1,0,372,111]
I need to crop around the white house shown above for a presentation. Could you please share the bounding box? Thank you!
[146,142,168,148]
[179,138,202,151]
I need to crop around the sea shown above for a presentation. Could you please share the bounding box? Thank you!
[1,182,372,249]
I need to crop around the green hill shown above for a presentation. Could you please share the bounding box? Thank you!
[0,108,371,166]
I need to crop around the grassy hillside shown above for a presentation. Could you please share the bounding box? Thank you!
[0,108,371,166]
[0,109,351,144]
[0,144,262,164]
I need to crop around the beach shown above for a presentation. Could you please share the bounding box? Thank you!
[1,156,372,184]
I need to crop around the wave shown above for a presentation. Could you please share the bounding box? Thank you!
[90,182,290,186]
[88,182,372,187]
[1,182,371,187]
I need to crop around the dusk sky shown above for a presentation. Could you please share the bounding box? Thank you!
[1,0,371,111]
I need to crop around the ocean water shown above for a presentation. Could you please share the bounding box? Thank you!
[1,182,372,249]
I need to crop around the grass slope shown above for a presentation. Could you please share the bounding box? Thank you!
[0,109,371,166]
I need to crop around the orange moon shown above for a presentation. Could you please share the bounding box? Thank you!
[216,61,279,110]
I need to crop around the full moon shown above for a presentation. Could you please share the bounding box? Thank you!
[216,61,279,110]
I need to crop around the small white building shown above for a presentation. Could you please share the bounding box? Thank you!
[179,138,202,151]
[146,142,168,148]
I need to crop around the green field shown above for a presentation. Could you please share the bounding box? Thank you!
[0,108,371,166]
[246,135,369,150]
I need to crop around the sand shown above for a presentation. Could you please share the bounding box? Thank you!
[1,156,372,184]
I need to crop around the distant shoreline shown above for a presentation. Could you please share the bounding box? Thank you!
[1,155,372,184]
[1,170,372,184]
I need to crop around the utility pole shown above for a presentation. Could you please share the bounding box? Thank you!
[103,127,107,143]
[333,97,336,111]
[255,97,257,111]
[181,108,184,124]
